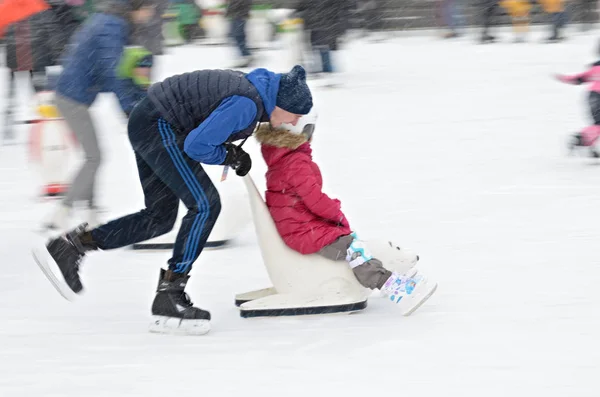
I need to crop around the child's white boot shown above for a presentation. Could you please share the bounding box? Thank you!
[380,272,437,316]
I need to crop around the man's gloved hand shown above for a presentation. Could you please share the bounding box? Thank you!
[222,143,252,176]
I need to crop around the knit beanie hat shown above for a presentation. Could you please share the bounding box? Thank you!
[276,65,313,115]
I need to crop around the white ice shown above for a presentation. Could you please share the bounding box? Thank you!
[1,30,600,396]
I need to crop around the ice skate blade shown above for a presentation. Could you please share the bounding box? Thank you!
[31,245,77,301]
[148,316,211,336]
[401,280,438,316]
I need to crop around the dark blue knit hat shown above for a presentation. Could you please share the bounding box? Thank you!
[276,65,313,115]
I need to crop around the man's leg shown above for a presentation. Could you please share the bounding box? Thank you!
[155,119,222,275]
[90,151,179,249]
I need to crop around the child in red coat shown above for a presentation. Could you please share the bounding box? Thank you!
[255,118,437,315]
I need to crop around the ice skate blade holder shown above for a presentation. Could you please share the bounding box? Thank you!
[235,176,370,318]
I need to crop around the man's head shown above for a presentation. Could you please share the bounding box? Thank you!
[129,0,156,24]
[271,65,313,128]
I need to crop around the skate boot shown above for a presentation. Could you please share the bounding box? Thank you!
[149,269,211,336]
[32,223,97,299]
[380,272,437,316]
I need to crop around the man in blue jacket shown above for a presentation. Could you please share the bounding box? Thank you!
[43,0,157,231]
[34,65,313,336]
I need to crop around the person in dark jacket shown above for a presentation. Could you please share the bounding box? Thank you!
[297,0,350,75]
[2,0,84,142]
[226,0,252,67]
[42,0,156,231]
[34,65,314,336]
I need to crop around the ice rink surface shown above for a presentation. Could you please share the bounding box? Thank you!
[1,31,600,396]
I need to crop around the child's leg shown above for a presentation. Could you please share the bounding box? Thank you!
[320,233,437,315]
[317,234,391,289]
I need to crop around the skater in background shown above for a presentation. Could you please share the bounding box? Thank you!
[34,65,313,335]
[500,0,531,42]
[577,0,597,31]
[556,43,600,156]
[539,0,567,41]
[130,0,168,55]
[296,0,350,78]
[436,0,464,38]
[42,0,157,231]
[254,116,437,315]
[226,0,253,68]
[3,0,85,143]
[480,0,500,43]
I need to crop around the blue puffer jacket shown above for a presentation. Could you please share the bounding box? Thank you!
[56,8,143,113]
[182,68,280,164]
[148,67,280,165]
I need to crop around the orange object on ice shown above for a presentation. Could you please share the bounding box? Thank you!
[0,0,50,31]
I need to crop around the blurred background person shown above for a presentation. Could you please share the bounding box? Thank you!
[480,0,500,43]
[436,0,464,38]
[501,0,531,42]
[226,0,253,68]
[3,0,85,142]
[577,0,597,31]
[130,0,168,55]
[539,0,567,41]
[42,0,156,231]
[296,0,350,81]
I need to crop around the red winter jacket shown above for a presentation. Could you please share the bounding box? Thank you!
[261,139,352,254]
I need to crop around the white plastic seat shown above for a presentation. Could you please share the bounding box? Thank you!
[235,175,370,318]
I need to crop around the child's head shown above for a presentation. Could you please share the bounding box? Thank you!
[129,0,157,24]
[255,108,318,149]
[278,108,318,143]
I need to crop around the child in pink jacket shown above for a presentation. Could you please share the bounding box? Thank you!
[255,113,438,315]
[557,58,600,156]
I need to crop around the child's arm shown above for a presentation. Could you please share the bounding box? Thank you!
[556,67,599,85]
[288,160,346,224]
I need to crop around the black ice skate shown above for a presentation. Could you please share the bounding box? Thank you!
[149,269,211,336]
[32,223,97,299]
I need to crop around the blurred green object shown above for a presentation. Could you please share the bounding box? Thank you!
[117,46,153,88]
[163,2,202,44]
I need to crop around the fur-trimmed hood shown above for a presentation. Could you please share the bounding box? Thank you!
[255,123,312,167]
[254,123,307,149]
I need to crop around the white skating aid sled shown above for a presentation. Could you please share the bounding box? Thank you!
[132,165,252,250]
[234,176,420,318]
[29,92,72,199]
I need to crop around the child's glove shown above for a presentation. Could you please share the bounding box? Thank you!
[222,143,252,176]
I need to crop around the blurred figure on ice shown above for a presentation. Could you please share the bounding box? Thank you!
[42,0,156,231]
[226,0,253,68]
[539,0,567,41]
[436,0,464,38]
[33,65,314,335]
[480,0,500,43]
[500,0,531,42]
[130,0,168,54]
[357,0,387,40]
[254,114,437,315]
[3,0,85,142]
[556,43,600,157]
[296,0,350,80]
[576,0,597,31]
